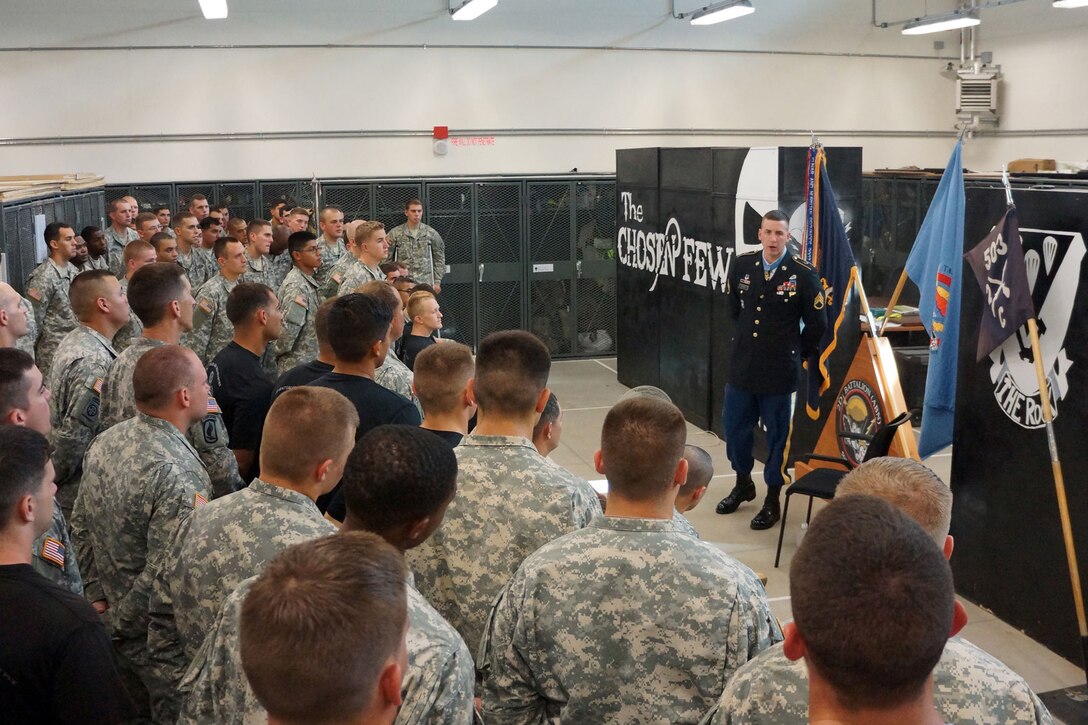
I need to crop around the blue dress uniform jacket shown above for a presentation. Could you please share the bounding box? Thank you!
[727,251,826,395]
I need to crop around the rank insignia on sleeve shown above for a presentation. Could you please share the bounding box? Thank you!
[194,493,209,508]
[814,292,825,309]
[27,288,42,302]
[41,537,66,568]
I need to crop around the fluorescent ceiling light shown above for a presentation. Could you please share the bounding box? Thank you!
[690,0,755,25]
[902,9,980,34]
[1054,0,1088,7]
[198,0,228,20]
[450,0,498,21]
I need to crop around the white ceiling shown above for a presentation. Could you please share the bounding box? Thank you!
[1,0,1084,55]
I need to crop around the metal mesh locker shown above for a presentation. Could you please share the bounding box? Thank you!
[425,183,474,346]
[375,184,422,234]
[176,184,216,215]
[131,185,174,214]
[476,182,524,341]
[575,181,616,355]
[527,181,574,355]
[216,183,259,222]
[259,181,315,220]
[322,184,373,223]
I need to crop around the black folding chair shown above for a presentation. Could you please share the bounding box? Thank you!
[773,411,913,568]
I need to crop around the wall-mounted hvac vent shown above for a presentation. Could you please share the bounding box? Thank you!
[956,66,1000,130]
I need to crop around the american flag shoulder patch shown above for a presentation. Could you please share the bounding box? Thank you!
[41,537,66,568]
[194,492,208,508]
[332,273,343,284]
[92,377,105,395]
[294,294,308,308]
[207,396,221,415]
[198,298,214,314]
[26,288,42,302]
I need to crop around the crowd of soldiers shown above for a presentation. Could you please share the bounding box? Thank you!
[0,193,1055,724]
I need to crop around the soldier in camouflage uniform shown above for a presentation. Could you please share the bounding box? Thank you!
[146,387,356,722]
[47,271,129,516]
[273,231,323,375]
[103,197,140,275]
[241,219,276,287]
[0,283,31,349]
[337,221,388,295]
[480,397,779,723]
[71,345,212,714]
[407,331,602,655]
[700,455,1054,725]
[387,197,446,291]
[15,296,38,360]
[315,206,347,289]
[172,212,216,291]
[0,348,83,594]
[186,237,247,364]
[109,239,156,352]
[24,222,80,376]
[100,263,243,498]
[181,426,476,725]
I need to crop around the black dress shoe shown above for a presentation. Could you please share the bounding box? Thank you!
[750,496,782,530]
[716,476,756,515]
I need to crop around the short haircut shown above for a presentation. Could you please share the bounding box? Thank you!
[600,397,687,501]
[68,270,116,320]
[326,293,392,364]
[123,239,155,264]
[762,209,789,225]
[0,426,51,527]
[379,262,406,275]
[149,232,174,250]
[619,385,673,404]
[260,387,359,482]
[227,218,248,232]
[200,216,221,232]
[212,204,229,214]
[405,197,422,209]
[411,283,437,297]
[128,263,188,327]
[791,495,953,711]
[837,457,952,547]
[108,198,128,214]
[414,342,474,415]
[213,237,238,261]
[288,207,310,218]
[406,291,435,320]
[241,532,408,724]
[473,331,551,416]
[152,205,170,215]
[270,200,289,216]
[189,193,208,205]
[681,445,714,495]
[0,349,35,416]
[246,219,271,237]
[80,225,101,242]
[343,425,458,532]
[226,283,275,325]
[314,298,335,346]
[173,212,197,229]
[44,221,71,245]
[133,345,199,410]
[354,220,385,245]
[288,230,317,256]
[319,206,343,222]
[134,211,158,230]
[532,392,560,440]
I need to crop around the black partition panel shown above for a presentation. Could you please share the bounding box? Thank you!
[618,146,862,463]
[952,186,1088,666]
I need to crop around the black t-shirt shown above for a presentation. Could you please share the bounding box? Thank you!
[401,334,437,371]
[425,428,464,447]
[208,342,274,479]
[272,359,334,400]
[0,564,136,724]
[310,372,422,517]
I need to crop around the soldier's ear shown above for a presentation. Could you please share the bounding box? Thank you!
[782,622,806,661]
[465,378,478,406]
[594,449,605,475]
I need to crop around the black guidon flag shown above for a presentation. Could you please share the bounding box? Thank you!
[963,206,1037,362]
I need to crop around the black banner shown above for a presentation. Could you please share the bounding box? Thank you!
[952,186,1088,666]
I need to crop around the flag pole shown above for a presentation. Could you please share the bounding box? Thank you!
[877,270,909,337]
[1026,319,1088,681]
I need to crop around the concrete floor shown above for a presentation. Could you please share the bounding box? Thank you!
[546,357,1085,708]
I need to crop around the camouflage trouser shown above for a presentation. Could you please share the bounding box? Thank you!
[114,637,153,722]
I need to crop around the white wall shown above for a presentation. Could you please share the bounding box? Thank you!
[0,19,1084,182]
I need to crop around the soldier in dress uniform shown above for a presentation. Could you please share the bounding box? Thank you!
[480,397,780,723]
[716,210,826,530]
